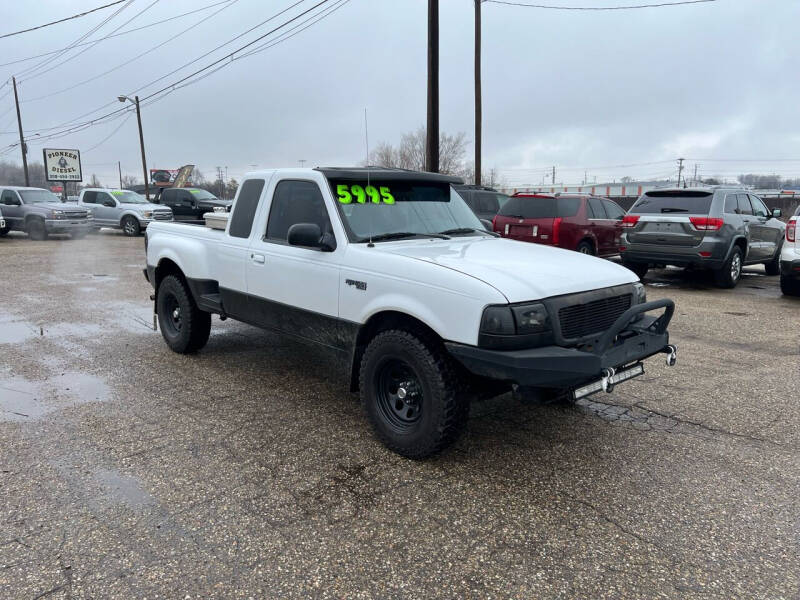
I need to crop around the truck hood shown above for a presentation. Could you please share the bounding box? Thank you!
[33,202,87,213]
[376,237,638,303]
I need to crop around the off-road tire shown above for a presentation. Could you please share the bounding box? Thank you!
[576,240,595,256]
[780,275,800,297]
[156,275,211,353]
[359,329,469,459]
[764,242,782,276]
[713,246,743,288]
[27,218,47,241]
[622,260,648,280]
[122,216,141,237]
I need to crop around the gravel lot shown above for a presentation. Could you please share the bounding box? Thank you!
[1,231,798,599]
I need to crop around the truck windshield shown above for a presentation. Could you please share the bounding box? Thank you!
[630,191,713,214]
[19,189,57,204]
[188,189,218,200]
[112,191,148,204]
[328,179,484,242]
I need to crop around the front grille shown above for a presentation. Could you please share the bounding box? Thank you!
[558,293,632,339]
[64,211,87,219]
[152,211,172,220]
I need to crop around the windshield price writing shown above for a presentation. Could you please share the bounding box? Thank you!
[337,184,395,204]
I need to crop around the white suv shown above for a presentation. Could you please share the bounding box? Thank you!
[780,206,799,296]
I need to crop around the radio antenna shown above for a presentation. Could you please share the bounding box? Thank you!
[364,107,370,190]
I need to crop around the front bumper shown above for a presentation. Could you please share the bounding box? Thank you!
[446,299,674,388]
[780,258,800,279]
[44,219,93,233]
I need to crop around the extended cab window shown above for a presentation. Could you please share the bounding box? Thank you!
[266,180,331,241]
[160,189,176,205]
[229,179,264,238]
[82,191,98,204]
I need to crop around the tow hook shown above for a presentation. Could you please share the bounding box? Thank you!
[663,344,677,367]
[601,367,616,393]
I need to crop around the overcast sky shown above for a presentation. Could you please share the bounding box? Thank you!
[1,0,798,187]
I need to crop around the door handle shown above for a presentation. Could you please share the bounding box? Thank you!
[250,253,265,264]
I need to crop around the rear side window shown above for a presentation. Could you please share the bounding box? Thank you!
[602,199,625,220]
[587,198,606,219]
[631,191,713,214]
[82,191,98,204]
[499,196,579,219]
[229,179,264,238]
[723,194,738,214]
[737,194,753,215]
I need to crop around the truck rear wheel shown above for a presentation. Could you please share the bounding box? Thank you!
[622,260,648,280]
[781,275,800,297]
[359,330,469,459]
[156,275,211,353]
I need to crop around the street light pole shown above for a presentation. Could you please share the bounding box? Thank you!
[474,0,482,186]
[118,95,150,200]
[426,0,439,173]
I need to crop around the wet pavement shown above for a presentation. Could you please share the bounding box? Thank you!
[1,230,798,599]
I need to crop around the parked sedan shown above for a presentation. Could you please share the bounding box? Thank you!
[493,193,626,257]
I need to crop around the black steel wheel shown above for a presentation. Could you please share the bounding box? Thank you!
[576,240,595,255]
[156,274,211,353]
[360,329,469,459]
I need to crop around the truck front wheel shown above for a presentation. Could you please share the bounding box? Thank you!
[359,330,469,459]
[122,216,141,236]
[27,218,47,241]
[156,275,211,353]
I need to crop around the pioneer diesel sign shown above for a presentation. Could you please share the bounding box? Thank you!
[43,148,82,182]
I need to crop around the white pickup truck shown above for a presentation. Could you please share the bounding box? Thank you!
[144,167,677,458]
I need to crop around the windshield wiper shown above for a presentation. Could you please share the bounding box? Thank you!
[358,231,451,243]
[438,227,499,238]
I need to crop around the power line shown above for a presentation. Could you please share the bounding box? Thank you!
[21,0,242,103]
[0,0,127,40]
[0,0,234,69]
[14,0,136,81]
[83,111,134,152]
[484,0,716,9]
[19,0,163,84]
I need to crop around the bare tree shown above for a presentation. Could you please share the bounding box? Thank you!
[120,174,139,188]
[369,127,467,176]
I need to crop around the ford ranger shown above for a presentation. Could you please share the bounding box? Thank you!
[0,186,92,240]
[144,168,677,458]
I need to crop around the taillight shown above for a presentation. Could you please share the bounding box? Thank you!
[787,220,796,242]
[620,215,640,228]
[689,217,724,231]
[491,215,498,232]
[552,217,562,245]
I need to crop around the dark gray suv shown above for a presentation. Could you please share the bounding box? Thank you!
[620,187,785,288]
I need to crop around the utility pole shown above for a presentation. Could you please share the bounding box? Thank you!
[118,161,122,188]
[12,77,29,186]
[425,0,439,173]
[298,159,306,167]
[552,166,556,185]
[216,166,224,198]
[677,157,685,187]
[474,0,481,186]
[693,163,698,186]
[134,97,149,200]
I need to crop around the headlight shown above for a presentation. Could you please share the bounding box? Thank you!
[52,210,64,218]
[480,306,515,335]
[142,211,153,218]
[86,209,93,218]
[511,303,550,334]
[633,282,646,304]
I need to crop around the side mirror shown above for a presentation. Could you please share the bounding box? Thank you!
[772,208,782,219]
[479,218,493,231]
[287,223,335,251]
[103,200,116,207]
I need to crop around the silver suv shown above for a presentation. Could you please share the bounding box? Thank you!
[620,187,785,288]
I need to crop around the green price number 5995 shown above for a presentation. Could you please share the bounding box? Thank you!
[337,184,395,205]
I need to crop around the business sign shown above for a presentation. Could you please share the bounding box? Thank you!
[150,168,179,186]
[43,148,82,182]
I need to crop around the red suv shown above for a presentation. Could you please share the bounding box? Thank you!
[493,193,626,257]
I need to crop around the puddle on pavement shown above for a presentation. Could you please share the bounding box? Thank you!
[0,320,38,344]
[92,468,155,509]
[0,372,110,422]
